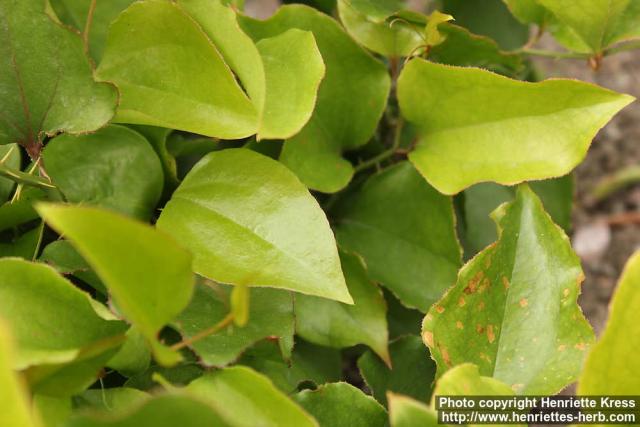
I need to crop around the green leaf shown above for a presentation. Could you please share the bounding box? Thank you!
[334,162,461,311]
[43,125,164,220]
[48,0,135,61]
[294,382,387,427]
[96,0,256,139]
[252,29,325,140]
[398,59,634,195]
[239,5,390,193]
[179,0,325,141]
[0,319,42,427]
[502,0,551,25]
[0,224,43,260]
[124,360,203,391]
[74,388,150,413]
[36,204,194,366]
[0,0,116,146]
[462,177,573,256]
[337,0,425,57]
[174,282,295,367]
[358,335,435,407]
[0,258,126,395]
[440,0,529,50]
[432,363,514,397]
[0,144,20,201]
[0,187,46,233]
[238,339,341,393]
[128,126,180,195]
[97,0,323,141]
[186,366,318,427]
[33,395,70,427]
[428,364,527,427]
[157,149,351,303]
[429,25,523,75]
[39,240,105,294]
[538,0,640,53]
[422,185,594,395]
[578,251,640,395]
[388,393,438,427]
[295,252,389,362]
[67,394,231,427]
[108,328,152,377]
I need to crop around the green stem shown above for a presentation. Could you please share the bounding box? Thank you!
[83,0,97,53]
[604,40,640,56]
[593,165,640,201]
[171,312,234,351]
[0,161,56,191]
[354,118,405,173]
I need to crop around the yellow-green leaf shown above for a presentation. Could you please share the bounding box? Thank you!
[398,59,634,195]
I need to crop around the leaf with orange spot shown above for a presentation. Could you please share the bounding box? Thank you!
[422,185,594,395]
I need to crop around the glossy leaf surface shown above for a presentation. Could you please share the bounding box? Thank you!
[240,5,390,192]
[398,59,633,194]
[423,186,594,395]
[36,204,194,365]
[157,149,351,303]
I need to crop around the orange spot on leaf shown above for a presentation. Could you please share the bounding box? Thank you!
[487,325,495,343]
[519,298,528,308]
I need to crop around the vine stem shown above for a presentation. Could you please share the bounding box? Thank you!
[83,0,97,53]
[354,118,405,173]
[604,40,640,56]
[170,312,234,351]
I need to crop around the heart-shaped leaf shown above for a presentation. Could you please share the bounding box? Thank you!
[398,59,634,195]
[423,185,594,395]
[239,5,390,192]
[43,125,164,221]
[0,0,116,149]
[97,0,324,141]
[334,162,461,311]
[36,204,194,366]
[295,251,389,362]
[157,148,351,303]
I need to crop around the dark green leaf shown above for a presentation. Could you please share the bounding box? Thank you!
[358,335,435,407]
[175,283,294,367]
[43,125,164,220]
[334,162,461,311]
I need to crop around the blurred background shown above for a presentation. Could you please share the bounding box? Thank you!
[245,0,640,335]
